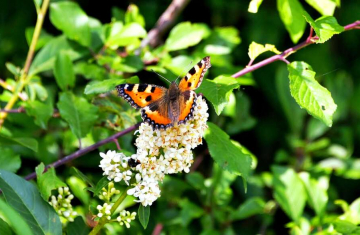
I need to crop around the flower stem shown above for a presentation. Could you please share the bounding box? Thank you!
[89,188,129,235]
[0,0,50,129]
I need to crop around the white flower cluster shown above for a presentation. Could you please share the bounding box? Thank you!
[49,187,78,224]
[99,96,209,206]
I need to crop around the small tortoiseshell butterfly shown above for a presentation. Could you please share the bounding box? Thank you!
[116,56,211,129]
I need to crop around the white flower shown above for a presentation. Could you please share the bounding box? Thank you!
[99,96,209,207]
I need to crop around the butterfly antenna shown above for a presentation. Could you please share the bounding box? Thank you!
[175,60,193,83]
[151,69,171,84]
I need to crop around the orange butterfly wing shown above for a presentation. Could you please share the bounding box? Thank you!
[177,56,211,124]
[116,84,166,108]
[178,56,211,92]
[116,83,172,128]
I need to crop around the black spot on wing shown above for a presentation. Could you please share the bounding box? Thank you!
[189,67,196,75]
[197,60,203,68]
[151,86,156,93]
[126,84,134,91]
[138,84,148,92]
[188,82,192,87]
[146,95,152,102]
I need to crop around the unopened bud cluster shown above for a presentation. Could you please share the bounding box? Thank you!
[49,187,78,224]
[96,182,136,228]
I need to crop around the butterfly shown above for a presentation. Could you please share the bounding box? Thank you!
[116,56,211,130]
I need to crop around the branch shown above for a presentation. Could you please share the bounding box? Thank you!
[0,0,50,129]
[140,0,190,49]
[232,20,360,78]
[24,123,140,181]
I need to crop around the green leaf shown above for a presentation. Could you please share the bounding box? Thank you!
[336,198,360,225]
[71,167,95,188]
[272,166,306,223]
[225,92,257,135]
[74,62,108,80]
[0,217,12,235]
[67,176,90,205]
[202,27,239,55]
[248,0,263,13]
[0,147,21,173]
[276,66,305,134]
[25,100,53,129]
[138,204,150,229]
[0,134,38,152]
[111,56,144,73]
[25,27,54,51]
[54,51,76,90]
[197,76,240,115]
[248,41,281,61]
[204,122,252,181]
[5,62,21,77]
[30,35,88,76]
[0,170,62,235]
[179,199,204,226]
[67,217,90,235]
[230,197,266,220]
[50,2,91,47]
[305,0,337,16]
[186,172,205,190]
[125,4,145,27]
[84,76,138,95]
[106,22,146,49]
[92,176,109,196]
[334,220,360,235]
[288,61,337,127]
[299,173,328,219]
[277,0,306,43]
[36,163,67,200]
[165,22,208,51]
[57,92,99,139]
[0,198,34,235]
[303,12,344,43]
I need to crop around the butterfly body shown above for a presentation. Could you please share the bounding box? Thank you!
[117,56,211,129]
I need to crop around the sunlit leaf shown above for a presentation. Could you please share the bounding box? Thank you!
[303,11,344,43]
[305,0,338,16]
[165,22,209,51]
[197,76,240,115]
[50,2,91,47]
[272,166,306,223]
[125,4,145,27]
[277,0,306,43]
[299,173,328,219]
[248,41,281,61]
[248,0,264,13]
[36,163,67,200]
[288,61,337,127]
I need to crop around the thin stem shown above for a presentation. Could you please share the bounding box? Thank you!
[139,0,190,49]
[89,188,129,235]
[23,123,140,181]
[232,20,360,78]
[0,0,50,129]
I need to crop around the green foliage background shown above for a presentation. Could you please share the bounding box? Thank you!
[0,0,360,234]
